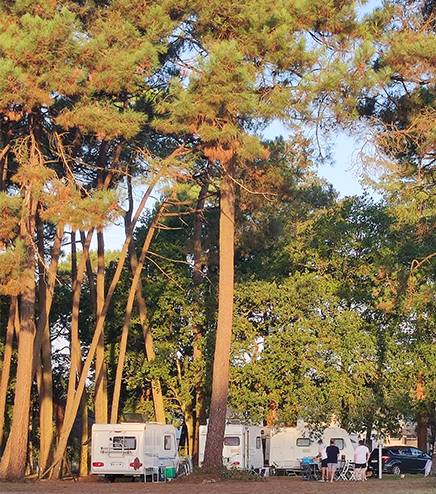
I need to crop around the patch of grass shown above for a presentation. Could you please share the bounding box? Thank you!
[219,466,264,482]
[371,473,425,481]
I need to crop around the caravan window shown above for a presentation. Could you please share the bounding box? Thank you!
[256,437,261,449]
[164,435,172,450]
[296,438,311,447]
[332,438,345,450]
[112,436,136,450]
[223,437,240,447]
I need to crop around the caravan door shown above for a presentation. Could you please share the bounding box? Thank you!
[223,428,245,468]
[143,424,179,476]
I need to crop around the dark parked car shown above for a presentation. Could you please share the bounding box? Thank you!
[368,446,431,475]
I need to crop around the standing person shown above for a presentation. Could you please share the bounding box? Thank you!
[316,439,328,482]
[326,439,340,483]
[354,439,370,481]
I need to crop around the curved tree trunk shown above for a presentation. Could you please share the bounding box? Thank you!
[134,279,166,424]
[49,171,163,478]
[0,123,12,191]
[111,203,166,423]
[202,161,235,469]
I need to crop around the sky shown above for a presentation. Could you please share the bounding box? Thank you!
[313,132,373,198]
[264,122,369,199]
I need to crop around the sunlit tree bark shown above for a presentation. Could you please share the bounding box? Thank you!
[0,296,17,446]
[0,163,38,479]
[95,228,108,424]
[203,160,235,468]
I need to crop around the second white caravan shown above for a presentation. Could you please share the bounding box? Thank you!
[198,423,264,472]
[268,425,355,473]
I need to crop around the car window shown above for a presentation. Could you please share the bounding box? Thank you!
[370,448,389,458]
[397,447,411,455]
[410,448,423,457]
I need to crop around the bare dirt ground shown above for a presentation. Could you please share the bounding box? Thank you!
[0,473,435,494]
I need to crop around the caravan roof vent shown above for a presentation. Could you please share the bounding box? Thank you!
[228,419,241,425]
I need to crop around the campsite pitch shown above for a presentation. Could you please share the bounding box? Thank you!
[0,473,434,494]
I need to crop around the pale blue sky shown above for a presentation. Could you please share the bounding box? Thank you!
[320,133,367,198]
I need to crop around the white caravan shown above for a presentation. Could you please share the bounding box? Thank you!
[199,423,264,472]
[91,422,184,482]
[269,425,355,473]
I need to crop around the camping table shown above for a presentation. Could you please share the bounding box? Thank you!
[299,459,319,481]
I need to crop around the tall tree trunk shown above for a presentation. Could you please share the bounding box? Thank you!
[111,203,166,423]
[80,230,97,312]
[69,231,90,476]
[417,415,428,453]
[0,193,38,480]
[35,215,64,473]
[65,231,91,422]
[192,173,210,466]
[203,161,235,470]
[416,372,427,453]
[79,390,89,477]
[0,296,17,447]
[94,228,108,423]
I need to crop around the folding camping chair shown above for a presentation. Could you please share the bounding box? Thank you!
[346,462,357,481]
[335,459,349,481]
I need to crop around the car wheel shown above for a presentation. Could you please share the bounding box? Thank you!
[392,465,401,475]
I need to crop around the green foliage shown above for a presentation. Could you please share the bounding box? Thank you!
[230,273,377,427]
[357,0,436,433]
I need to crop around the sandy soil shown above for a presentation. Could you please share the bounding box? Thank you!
[0,473,434,494]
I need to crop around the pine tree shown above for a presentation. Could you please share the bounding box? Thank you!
[154,0,374,468]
